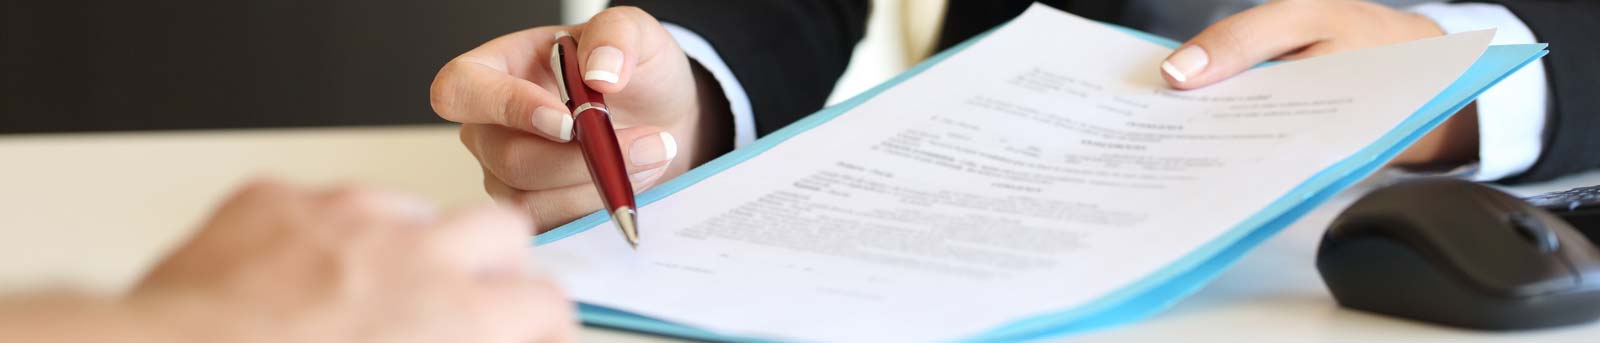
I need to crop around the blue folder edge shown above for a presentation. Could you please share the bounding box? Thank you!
[534,21,1549,342]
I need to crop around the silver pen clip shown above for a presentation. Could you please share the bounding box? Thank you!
[550,31,572,104]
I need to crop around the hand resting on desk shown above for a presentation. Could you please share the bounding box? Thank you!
[0,179,576,342]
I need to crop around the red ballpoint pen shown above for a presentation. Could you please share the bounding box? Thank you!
[551,31,639,249]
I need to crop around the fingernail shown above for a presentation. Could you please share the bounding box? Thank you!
[629,132,677,166]
[1162,45,1209,83]
[629,166,667,184]
[584,46,623,84]
[531,107,573,142]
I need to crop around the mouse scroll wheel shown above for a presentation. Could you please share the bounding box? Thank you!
[1508,212,1560,253]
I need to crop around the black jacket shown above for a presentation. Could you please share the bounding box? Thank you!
[613,0,1599,182]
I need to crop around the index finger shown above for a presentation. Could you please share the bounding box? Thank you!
[430,27,577,142]
[1161,1,1327,89]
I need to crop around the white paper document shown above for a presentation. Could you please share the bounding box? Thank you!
[534,4,1491,342]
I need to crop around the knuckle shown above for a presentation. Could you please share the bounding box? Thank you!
[489,140,542,190]
[590,7,644,32]
[494,81,529,128]
[470,133,587,202]
[226,177,295,206]
[235,177,289,197]
[595,6,636,20]
[466,129,532,192]
[321,185,393,215]
[609,6,653,22]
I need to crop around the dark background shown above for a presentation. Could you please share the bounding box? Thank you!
[2,0,563,133]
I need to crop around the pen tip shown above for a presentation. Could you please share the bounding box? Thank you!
[613,207,639,250]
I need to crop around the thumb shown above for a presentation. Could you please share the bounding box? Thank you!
[1161,2,1325,89]
[575,6,668,94]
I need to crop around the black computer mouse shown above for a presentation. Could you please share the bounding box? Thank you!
[1318,178,1600,330]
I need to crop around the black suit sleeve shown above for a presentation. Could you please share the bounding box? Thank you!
[1467,0,1600,183]
[610,0,870,136]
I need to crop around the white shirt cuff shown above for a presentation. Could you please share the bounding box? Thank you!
[1409,2,1549,181]
[662,23,758,149]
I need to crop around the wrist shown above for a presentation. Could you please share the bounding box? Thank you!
[119,290,242,342]
[1393,102,1480,168]
[0,291,196,341]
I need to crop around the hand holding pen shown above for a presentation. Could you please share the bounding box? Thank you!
[552,30,640,247]
[429,7,731,233]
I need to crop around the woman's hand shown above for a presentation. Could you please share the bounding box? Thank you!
[127,179,576,342]
[431,7,731,232]
[1164,0,1477,167]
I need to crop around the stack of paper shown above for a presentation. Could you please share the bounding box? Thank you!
[532,4,1548,342]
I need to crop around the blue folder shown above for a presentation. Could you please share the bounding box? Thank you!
[534,20,1549,342]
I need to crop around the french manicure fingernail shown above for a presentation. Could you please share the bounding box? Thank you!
[584,46,623,84]
[531,107,573,142]
[1162,45,1209,83]
[629,132,678,166]
[629,166,667,184]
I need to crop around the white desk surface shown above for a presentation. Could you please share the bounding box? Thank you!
[3,125,1598,342]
